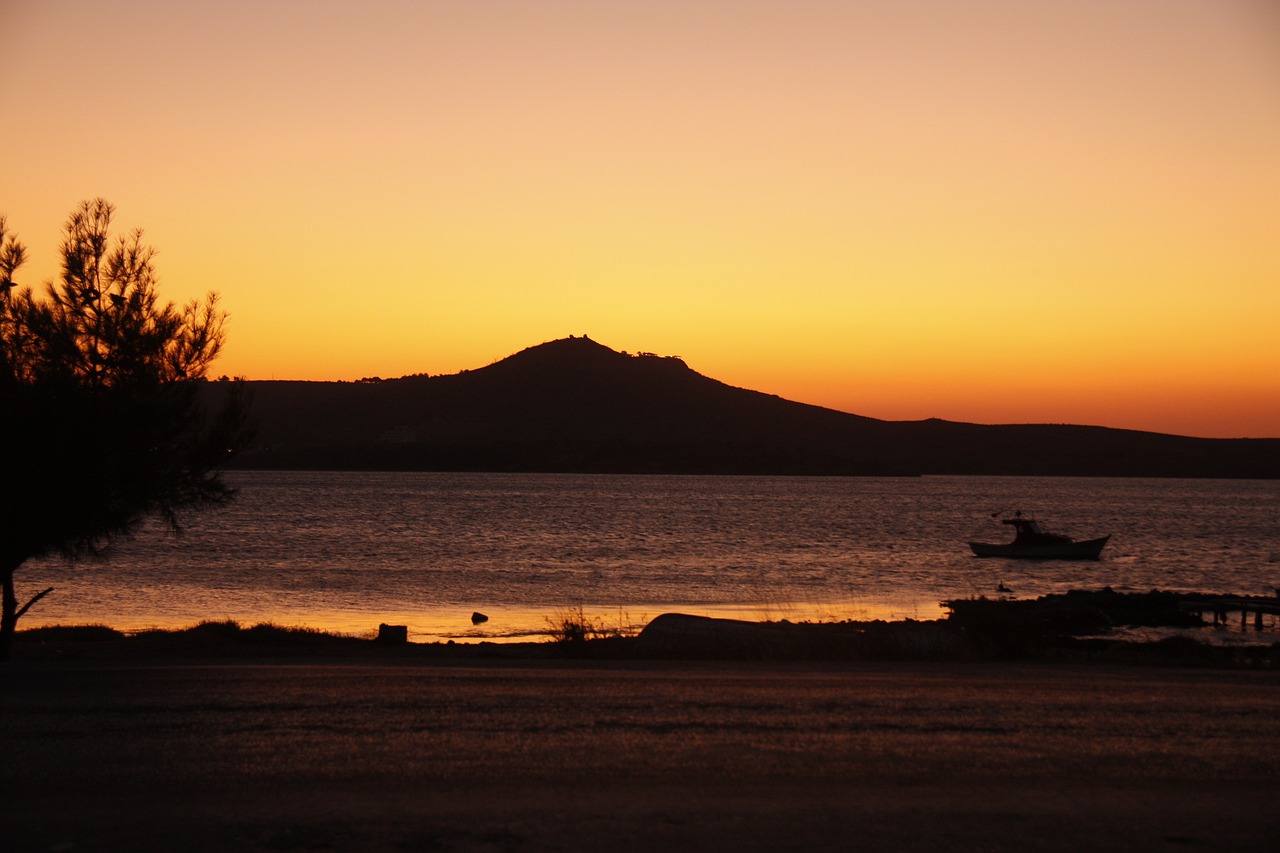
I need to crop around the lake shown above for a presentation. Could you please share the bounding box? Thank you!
[21,472,1280,641]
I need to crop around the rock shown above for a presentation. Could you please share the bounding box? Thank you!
[634,612,966,661]
[471,612,489,624]
[635,613,805,659]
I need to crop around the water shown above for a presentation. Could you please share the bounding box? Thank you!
[20,472,1280,641]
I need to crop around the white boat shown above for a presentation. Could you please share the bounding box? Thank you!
[969,511,1109,560]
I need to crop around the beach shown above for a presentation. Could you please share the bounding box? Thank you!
[6,657,1279,851]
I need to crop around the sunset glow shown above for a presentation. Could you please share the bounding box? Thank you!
[4,0,1277,437]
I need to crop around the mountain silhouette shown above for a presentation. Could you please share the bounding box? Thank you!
[223,336,1279,477]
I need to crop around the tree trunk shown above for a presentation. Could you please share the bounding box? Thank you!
[0,555,53,661]
[1,561,18,662]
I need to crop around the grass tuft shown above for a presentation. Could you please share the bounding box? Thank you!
[545,606,640,644]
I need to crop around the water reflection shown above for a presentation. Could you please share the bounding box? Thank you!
[21,472,1280,640]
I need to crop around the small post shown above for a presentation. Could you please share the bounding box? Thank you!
[377,623,408,644]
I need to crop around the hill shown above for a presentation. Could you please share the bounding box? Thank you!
[220,336,1279,477]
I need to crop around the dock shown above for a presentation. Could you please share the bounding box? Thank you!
[1179,595,1280,631]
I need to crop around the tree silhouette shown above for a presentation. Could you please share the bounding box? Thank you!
[0,200,252,659]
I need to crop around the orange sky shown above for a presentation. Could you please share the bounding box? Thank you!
[3,1,1278,438]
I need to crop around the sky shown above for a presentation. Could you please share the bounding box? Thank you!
[3,0,1278,438]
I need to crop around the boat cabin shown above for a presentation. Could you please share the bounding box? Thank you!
[1002,513,1072,546]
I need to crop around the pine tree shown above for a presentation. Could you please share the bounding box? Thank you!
[0,200,252,659]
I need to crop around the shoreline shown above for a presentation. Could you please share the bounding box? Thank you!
[12,588,1280,669]
[10,591,1279,851]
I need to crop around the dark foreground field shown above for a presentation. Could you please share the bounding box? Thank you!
[5,658,1279,852]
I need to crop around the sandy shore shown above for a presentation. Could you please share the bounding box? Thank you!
[5,657,1279,852]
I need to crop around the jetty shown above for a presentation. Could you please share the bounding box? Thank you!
[1179,594,1280,631]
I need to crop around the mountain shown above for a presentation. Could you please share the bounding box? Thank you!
[219,336,1280,477]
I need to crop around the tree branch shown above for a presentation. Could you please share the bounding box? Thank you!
[16,587,54,620]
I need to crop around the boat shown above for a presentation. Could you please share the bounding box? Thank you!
[968,511,1109,560]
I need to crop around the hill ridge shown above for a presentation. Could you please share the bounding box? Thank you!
[220,337,1280,477]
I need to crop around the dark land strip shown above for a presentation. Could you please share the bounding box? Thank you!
[7,588,1280,852]
[5,659,1279,852]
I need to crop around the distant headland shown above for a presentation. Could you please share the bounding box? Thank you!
[217,337,1280,478]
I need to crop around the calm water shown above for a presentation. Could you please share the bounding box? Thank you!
[22,472,1280,641]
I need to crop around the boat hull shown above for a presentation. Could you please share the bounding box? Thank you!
[968,535,1110,560]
